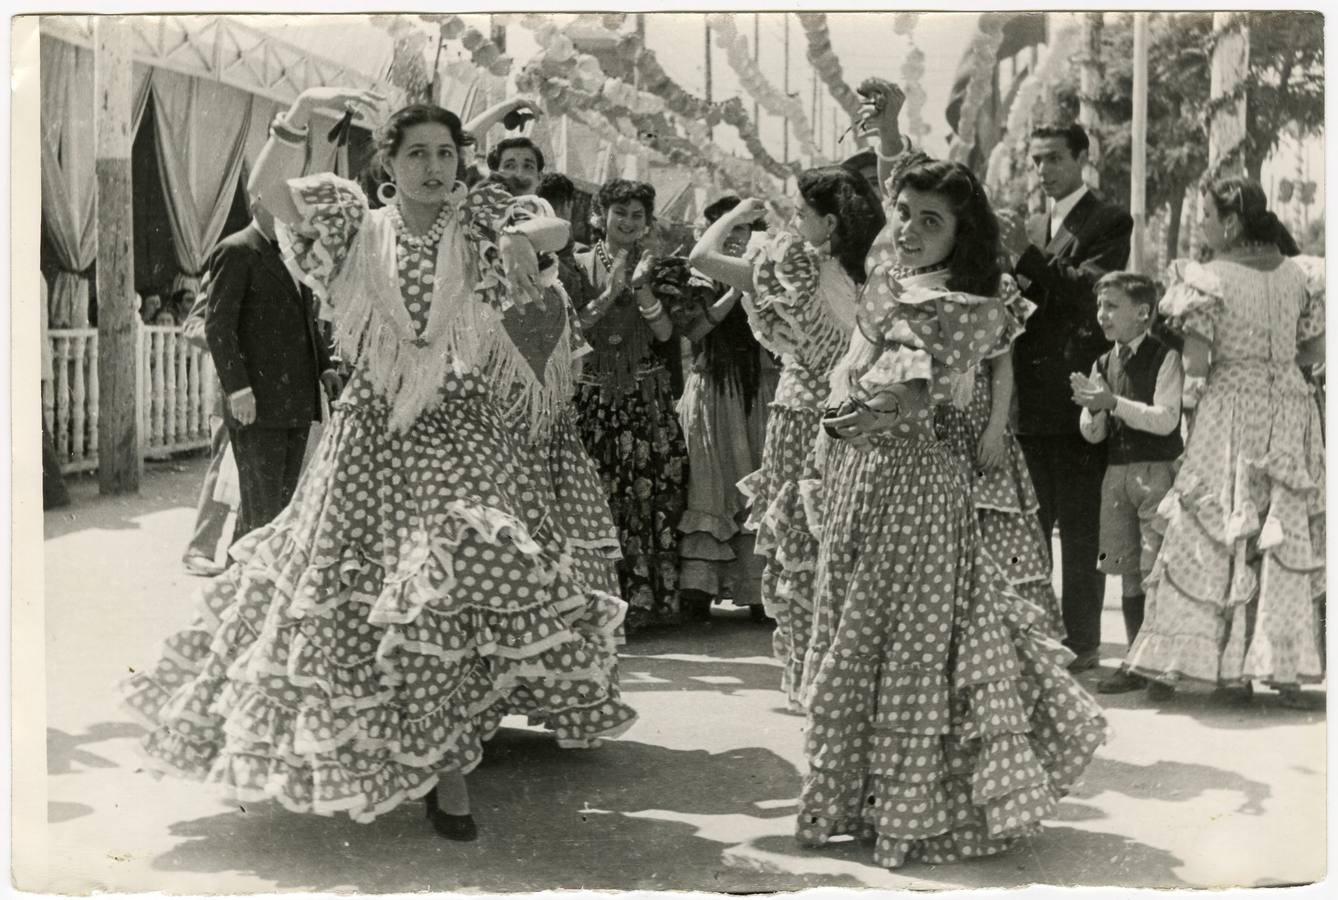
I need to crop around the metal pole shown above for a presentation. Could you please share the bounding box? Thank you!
[1130,13,1149,274]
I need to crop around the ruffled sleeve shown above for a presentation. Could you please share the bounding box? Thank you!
[750,233,851,373]
[1159,258,1225,345]
[1292,254,1326,345]
[987,274,1035,358]
[281,173,369,296]
[855,266,1007,407]
[460,179,522,308]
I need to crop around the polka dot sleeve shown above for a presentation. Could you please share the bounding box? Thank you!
[988,275,1036,358]
[1293,254,1326,345]
[1159,258,1225,346]
[460,180,518,304]
[283,173,369,296]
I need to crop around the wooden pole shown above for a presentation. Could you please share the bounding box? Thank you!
[753,14,761,128]
[1130,13,1148,274]
[1208,12,1249,178]
[94,15,141,493]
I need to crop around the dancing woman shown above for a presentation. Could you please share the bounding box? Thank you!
[859,79,1066,642]
[570,179,689,631]
[1126,177,1325,707]
[120,87,636,840]
[673,196,773,620]
[798,149,1106,868]
[690,167,884,707]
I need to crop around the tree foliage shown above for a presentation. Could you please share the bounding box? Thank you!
[1238,12,1325,181]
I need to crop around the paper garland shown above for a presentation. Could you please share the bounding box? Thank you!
[947,13,1006,164]
[706,13,825,162]
[795,12,866,148]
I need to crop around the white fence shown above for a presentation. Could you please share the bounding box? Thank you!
[44,325,217,473]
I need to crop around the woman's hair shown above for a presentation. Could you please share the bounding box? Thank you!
[797,165,885,284]
[1203,176,1299,255]
[594,178,656,219]
[890,157,1003,296]
[374,104,473,184]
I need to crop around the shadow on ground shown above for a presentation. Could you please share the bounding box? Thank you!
[44,460,204,540]
[150,731,857,893]
[48,722,146,776]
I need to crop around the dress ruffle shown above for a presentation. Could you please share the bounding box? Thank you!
[121,391,636,822]
[795,434,1105,869]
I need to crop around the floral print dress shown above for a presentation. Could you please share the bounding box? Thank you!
[1126,256,1325,687]
[570,247,689,632]
[120,177,637,822]
[736,235,856,709]
[794,248,1107,869]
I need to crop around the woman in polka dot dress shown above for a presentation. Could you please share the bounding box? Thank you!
[1125,178,1325,708]
[689,167,884,711]
[800,156,1106,869]
[119,90,637,841]
[933,279,1067,641]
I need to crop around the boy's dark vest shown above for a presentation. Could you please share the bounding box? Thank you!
[1098,335,1184,465]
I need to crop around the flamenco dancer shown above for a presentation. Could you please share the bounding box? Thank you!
[120,86,637,841]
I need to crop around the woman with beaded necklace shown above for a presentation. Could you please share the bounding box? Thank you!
[120,87,637,842]
[570,179,689,631]
[1125,177,1325,708]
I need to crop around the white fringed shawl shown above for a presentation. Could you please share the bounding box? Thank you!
[284,197,577,438]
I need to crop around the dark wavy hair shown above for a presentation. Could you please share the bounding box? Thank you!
[890,156,1003,296]
[595,178,656,219]
[363,104,472,207]
[797,165,885,284]
[1204,176,1299,255]
[537,172,576,210]
[486,136,545,173]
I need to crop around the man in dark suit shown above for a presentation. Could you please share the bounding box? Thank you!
[205,201,339,545]
[180,275,229,576]
[1003,122,1133,672]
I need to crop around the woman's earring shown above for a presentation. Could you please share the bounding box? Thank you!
[377,180,397,206]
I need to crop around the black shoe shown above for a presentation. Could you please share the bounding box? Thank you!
[679,591,713,622]
[1097,668,1147,694]
[424,787,478,842]
[749,604,774,624]
[1217,682,1254,706]
[1067,649,1101,673]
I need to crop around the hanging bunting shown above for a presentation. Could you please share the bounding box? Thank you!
[420,14,513,77]
[706,13,824,162]
[795,12,867,148]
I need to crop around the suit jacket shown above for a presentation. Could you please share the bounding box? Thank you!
[1012,191,1132,436]
[203,222,332,430]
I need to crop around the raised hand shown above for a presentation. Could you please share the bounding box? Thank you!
[295,86,386,123]
[856,77,905,137]
[630,249,657,290]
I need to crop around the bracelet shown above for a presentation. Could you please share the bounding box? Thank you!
[638,300,666,321]
[875,138,909,162]
[270,115,309,146]
[851,389,902,423]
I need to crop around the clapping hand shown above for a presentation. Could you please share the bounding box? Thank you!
[1070,371,1116,412]
[500,233,543,308]
[996,208,1032,262]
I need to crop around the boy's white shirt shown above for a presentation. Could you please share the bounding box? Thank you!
[1079,330,1185,444]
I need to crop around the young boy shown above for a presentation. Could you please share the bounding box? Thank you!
[1070,272,1184,695]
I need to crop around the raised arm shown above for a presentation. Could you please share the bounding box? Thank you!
[688,200,763,293]
[249,86,384,228]
[464,97,541,141]
[854,78,908,193]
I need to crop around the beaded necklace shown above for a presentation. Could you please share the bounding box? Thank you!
[387,201,453,250]
[889,260,949,280]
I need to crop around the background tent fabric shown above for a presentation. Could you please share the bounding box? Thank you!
[944,13,1048,132]
[151,69,256,293]
[40,36,152,326]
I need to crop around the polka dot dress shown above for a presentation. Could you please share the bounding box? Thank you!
[793,253,1107,870]
[120,174,637,823]
[1126,257,1326,688]
[739,235,856,711]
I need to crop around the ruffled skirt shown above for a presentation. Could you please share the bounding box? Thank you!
[677,372,767,603]
[739,401,824,709]
[121,382,637,822]
[935,371,1065,640]
[1126,370,1326,687]
[797,431,1106,869]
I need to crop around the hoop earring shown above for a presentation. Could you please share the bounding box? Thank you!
[377,181,397,206]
